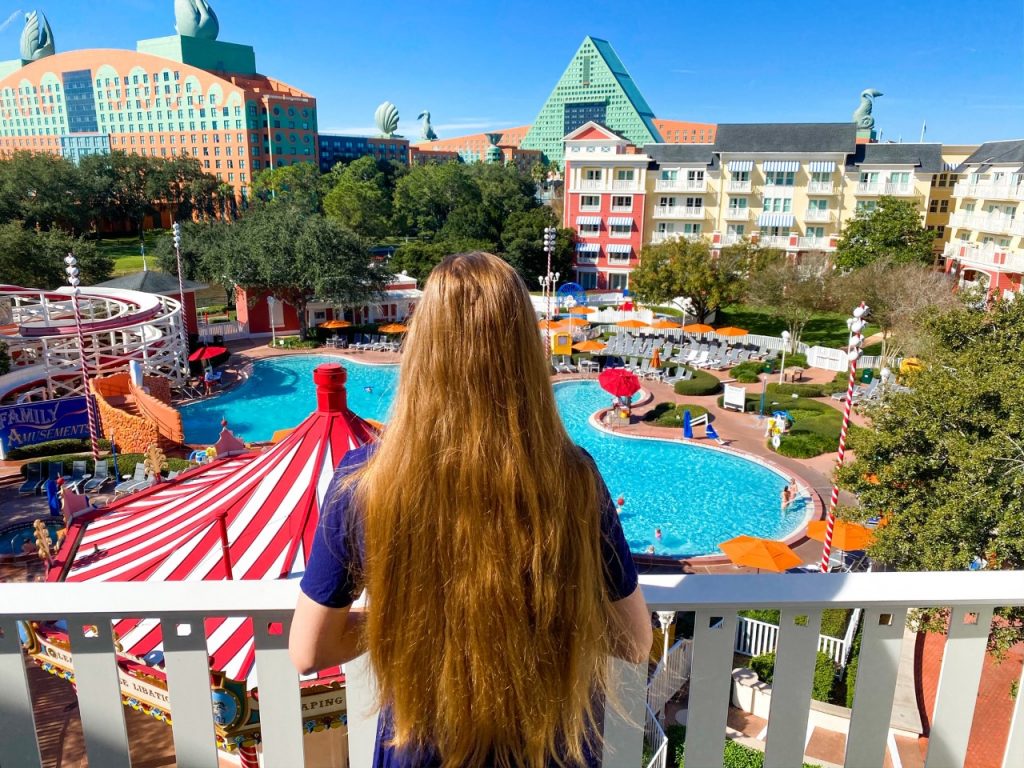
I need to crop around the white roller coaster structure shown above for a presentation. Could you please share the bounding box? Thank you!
[0,284,189,405]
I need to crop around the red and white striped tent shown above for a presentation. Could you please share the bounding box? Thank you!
[48,363,377,687]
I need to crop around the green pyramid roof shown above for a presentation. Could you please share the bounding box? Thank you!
[521,36,661,167]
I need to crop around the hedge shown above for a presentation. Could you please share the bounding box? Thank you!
[739,609,850,640]
[271,336,319,350]
[750,650,837,703]
[673,368,721,396]
[671,725,820,767]
[19,453,192,479]
[776,351,808,368]
[643,402,710,427]
[730,361,765,383]
[7,438,113,460]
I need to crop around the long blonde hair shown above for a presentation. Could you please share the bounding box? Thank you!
[354,252,614,767]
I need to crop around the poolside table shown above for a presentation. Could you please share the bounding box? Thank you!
[783,366,805,382]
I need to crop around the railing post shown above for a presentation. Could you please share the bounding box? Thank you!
[763,609,822,768]
[343,653,380,768]
[684,610,737,766]
[0,618,43,768]
[1004,658,1024,768]
[252,613,305,768]
[161,614,220,767]
[603,656,646,766]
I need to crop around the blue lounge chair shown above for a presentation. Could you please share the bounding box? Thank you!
[83,460,110,492]
[18,462,44,496]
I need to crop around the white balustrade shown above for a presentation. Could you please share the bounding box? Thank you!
[727,179,753,193]
[2,573,1023,768]
[724,208,751,221]
[953,180,1024,201]
[804,208,833,222]
[807,181,835,194]
[652,205,706,219]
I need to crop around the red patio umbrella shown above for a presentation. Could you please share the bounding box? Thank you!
[598,368,641,398]
[188,345,228,362]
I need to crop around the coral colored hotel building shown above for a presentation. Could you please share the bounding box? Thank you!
[0,9,318,201]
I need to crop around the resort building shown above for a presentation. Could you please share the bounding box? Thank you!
[0,6,318,200]
[563,121,960,291]
[317,133,410,172]
[944,140,1024,299]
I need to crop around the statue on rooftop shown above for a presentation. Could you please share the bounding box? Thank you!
[375,101,400,138]
[418,111,438,142]
[853,89,883,130]
[19,11,55,61]
[175,0,220,40]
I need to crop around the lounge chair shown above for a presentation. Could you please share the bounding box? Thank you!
[48,461,69,485]
[66,461,91,493]
[661,367,684,384]
[114,463,148,496]
[18,462,44,496]
[83,460,110,492]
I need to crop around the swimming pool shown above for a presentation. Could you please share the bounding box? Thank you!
[0,521,60,557]
[181,356,806,557]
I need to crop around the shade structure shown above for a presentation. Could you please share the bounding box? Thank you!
[715,326,749,337]
[573,339,607,352]
[719,535,801,572]
[318,319,351,329]
[806,520,874,552]
[378,323,408,333]
[599,368,641,398]
[683,323,714,334]
[617,319,649,329]
[188,345,228,362]
[569,306,596,315]
[50,363,377,687]
[651,319,682,330]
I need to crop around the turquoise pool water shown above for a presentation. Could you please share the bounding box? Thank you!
[182,356,806,557]
[0,522,60,556]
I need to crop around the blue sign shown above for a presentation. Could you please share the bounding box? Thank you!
[0,396,94,458]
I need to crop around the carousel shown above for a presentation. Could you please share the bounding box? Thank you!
[23,363,377,766]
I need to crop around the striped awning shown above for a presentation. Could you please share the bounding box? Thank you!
[808,161,835,173]
[606,244,632,254]
[757,212,795,227]
[608,217,634,226]
[577,242,600,252]
[728,160,753,172]
[763,160,800,172]
[576,216,601,226]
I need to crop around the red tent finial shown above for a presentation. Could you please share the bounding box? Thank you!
[313,363,348,413]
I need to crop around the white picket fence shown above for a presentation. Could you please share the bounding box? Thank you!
[735,616,852,667]
[647,637,693,717]
[198,319,249,341]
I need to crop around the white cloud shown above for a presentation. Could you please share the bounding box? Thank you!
[0,9,22,34]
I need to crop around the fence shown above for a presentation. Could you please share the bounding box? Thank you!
[197,320,249,341]
[734,616,851,667]
[647,637,692,717]
[644,705,669,768]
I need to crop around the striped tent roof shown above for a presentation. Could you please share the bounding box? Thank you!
[51,363,377,687]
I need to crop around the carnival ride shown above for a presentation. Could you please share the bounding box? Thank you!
[25,364,376,764]
[0,284,189,405]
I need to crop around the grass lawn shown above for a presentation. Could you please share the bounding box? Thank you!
[97,231,165,275]
[715,304,880,349]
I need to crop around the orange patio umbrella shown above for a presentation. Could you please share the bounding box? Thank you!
[651,319,682,330]
[569,306,596,315]
[378,323,409,334]
[573,339,607,352]
[560,317,590,328]
[318,319,351,329]
[719,535,802,573]
[715,326,749,337]
[650,346,662,368]
[806,520,874,552]
[617,319,649,329]
[538,319,564,331]
[683,323,714,334]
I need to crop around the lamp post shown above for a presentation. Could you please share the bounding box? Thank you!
[172,222,189,380]
[820,302,869,572]
[64,254,101,463]
[778,330,792,384]
[267,295,278,348]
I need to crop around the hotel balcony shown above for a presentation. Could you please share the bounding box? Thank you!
[575,253,599,265]
[726,179,753,193]
[652,205,707,220]
[651,231,702,244]
[611,179,643,192]
[758,235,793,249]
[724,208,751,221]
[577,179,608,192]
[953,180,1024,202]
[944,241,1024,273]
[856,182,916,196]
[949,211,1020,237]
[807,180,836,194]
[804,208,833,223]
[798,236,835,251]
[654,177,708,193]
[2,573,1022,768]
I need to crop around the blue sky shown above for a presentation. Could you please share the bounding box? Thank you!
[10,0,1024,145]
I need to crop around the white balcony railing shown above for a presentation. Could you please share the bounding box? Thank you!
[650,231,702,244]
[654,177,707,192]
[798,236,835,251]
[2,573,1023,768]
[884,182,916,196]
[724,208,751,221]
[611,179,641,192]
[804,208,833,223]
[720,232,745,245]
[807,180,835,194]
[759,235,793,249]
[943,241,1024,272]
[726,179,752,193]
[949,211,1018,236]
[578,179,606,191]
[856,182,881,195]
[953,180,1024,201]
[856,182,916,196]
[652,205,706,219]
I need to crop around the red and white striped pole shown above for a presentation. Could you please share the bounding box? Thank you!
[820,301,868,572]
[238,742,260,768]
[65,254,101,463]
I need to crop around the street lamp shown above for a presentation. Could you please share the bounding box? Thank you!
[778,330,792,384]
[172,222,189,380]
[64,254,101,463]
[820,302,869,572]
[267,295,278,348]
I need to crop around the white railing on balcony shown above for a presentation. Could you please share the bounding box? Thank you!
[735,616,849,666]
[197,319,249,341]
[655,178,707,192]
[644,705,669,768]
[727,179,752,193]
[612,179,641,192]
[953,180,1024,201]
[724,208,751,221]
[799,236,835,250]
[2,573,1024,768]
[652,205,706,219]
[804,208,833,223]
[856,182,882,195]
[720,233,744,246]
[650,231,703,244]
[808,180,835,194]
[759,235,793,249]
[949,211,1018,236]
[578,179,606,191]
[944,240,1024,272]
[648,637,692,717]
[883,182,916,196]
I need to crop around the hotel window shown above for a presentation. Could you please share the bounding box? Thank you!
[728,198,748,210]
[685,197,703,210]
[607,273,628,291]
[584,169,602,180]
[614,169,634,181]
[726,224,745,236]
[763,198,791,213]
[578,221,600,235]
[806,226,825,239]
[808,199,828,211]
[732,170,750,182]
[681,223,701,234]
[660,169,678,181]
[929,199,939,213]
[611,195,632,210]
[686,169,705,182]
[659,196,676,208]
[889,172,911,187]
[609,222,632,236]
[939,200,949,213]
[856,200,877,213]
[764,171,794,186]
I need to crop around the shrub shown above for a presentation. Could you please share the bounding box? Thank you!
[674,368,721,396]
[19,453,191,478]
[740,609,848,637]
[7,438,112,460]
[0,340,9,376]
[750,651,836,703]
[643,402,709,427]
[730,361,764,383]
[271,336,319,350]
[777,351,808,368]
[766,382,826,398]
[673,728,822,767]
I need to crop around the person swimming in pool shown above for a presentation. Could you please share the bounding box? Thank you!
[364,386,373,393]
[655,527,663,541]
[781,485,793,509]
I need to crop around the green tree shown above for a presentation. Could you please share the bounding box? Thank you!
[746,251,838,350]
[631,238,748,321]
[0,151,92,233]
[839,298,1024,652]
[498,206,573,285]
[465,162,538,238]
[389,238,496,282]
[834,196,935,269]
[323,156,393,238]
[0,222,111,288]
[392,162,479,235]
[251,162,324,213]
[153,220,236,282]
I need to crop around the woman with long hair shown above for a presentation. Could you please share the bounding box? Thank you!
[290,252,652,767]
